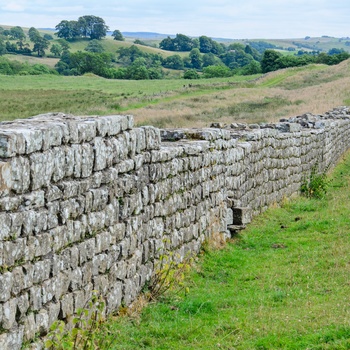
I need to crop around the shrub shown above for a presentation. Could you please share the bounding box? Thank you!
[301,166,329,199]
[183,69,200,79]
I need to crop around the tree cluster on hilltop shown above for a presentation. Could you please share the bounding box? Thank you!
[55,15,109,40]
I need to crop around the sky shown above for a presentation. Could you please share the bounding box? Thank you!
[0,0,349,39]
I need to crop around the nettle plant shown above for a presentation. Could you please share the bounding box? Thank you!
[45,291,115,350]
[301,165,330,199]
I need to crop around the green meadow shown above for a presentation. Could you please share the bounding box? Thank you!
[2,58,350,128]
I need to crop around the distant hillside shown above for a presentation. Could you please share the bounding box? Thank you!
[120,32,175,39]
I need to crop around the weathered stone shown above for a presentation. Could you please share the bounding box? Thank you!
[0,110,349,348]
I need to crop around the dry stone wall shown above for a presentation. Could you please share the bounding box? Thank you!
[1,107,350,349]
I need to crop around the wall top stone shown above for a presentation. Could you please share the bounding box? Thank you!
[0,113,134,158]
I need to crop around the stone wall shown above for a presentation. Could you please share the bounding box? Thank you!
[1,107,350,349]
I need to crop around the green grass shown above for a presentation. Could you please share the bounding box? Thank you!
[100,151,350,349]
[0,74,258,121]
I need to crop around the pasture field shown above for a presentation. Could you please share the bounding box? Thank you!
[1,59,350,128]
[95,149,350,350]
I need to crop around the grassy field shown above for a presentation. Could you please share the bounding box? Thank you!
[93,150,350,350]
[1,59,350,127]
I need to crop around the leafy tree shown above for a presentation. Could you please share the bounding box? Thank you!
[2,29,10,38]
[55,20,79,40]
[32,37,49,56]
[134,39,148,46]
[244,45,261,61]
[260,49,282,73]
[148,67,163,79]
[221,48,254,69]
[112,30,124,41]
[117,45,146,64]
[199,36,213,53]
[77,15,109,39]
[57,38,70,51]
[211,41,225,55]
[85,39,104,53]
[28,27,41,42]
[159,36,174,51]
[16,39,30,52]
[126,58,150,79]
[0,57,13,74]
[328,48,345,55]
[43,33,54,41]
[159,34,195,52]
[174,34,195,51]
[202,53,221,67]
[240,61,262,75]
[189,48,202,69]
[0,39,6,55]
[162,54,184,70]
[5,41,17,53]
[10,26,26,40]
[65,51,113,76]
[50,43,63,57]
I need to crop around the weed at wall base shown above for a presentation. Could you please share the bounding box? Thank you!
[300,165,330,199]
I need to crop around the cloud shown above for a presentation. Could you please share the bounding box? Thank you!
[0,0,349,38]
[2,1,26,12]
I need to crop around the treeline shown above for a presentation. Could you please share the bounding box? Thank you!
[54,44,349,80]
[0,19,350,80]
[261,49,350,73]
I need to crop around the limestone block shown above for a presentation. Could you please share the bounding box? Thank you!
[106,282,123,313]
[2,297,17,329]
[95,231,112,254]
[60,293,74,318]
[182,141,209,156]
[35,309,49,335]
[0,327,23,350]
[11,266,31,296]
[96,116,113,137]
[48,302,61,329]
[33,259,51,284]
[0,132,19,157]
[16,292,30,323]
[3,239,26,267]
[117,159,135,174]
[0,272,13,302]
[70,268,83,292]
[93,275,109,295]
[73,289,85,311]
[77,119,96,143]
[93,137,108,171]
[92,253,108,275]
[52,147,66,182]
[22,190,45,209]
[29,285,42,311]
[23,313,36,341]
[0,196,21,211]
[142,126,161,150]
[0,212,11,240]
[30,151,55,190]
[81,261,93,286]
[87,211,106,232]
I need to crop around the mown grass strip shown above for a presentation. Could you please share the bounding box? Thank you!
[102,151,350,350]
